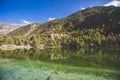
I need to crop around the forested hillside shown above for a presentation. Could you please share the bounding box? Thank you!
[0,6,120,48]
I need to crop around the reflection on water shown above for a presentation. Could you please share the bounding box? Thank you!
[0,48,120,80]
[0,48,120,70]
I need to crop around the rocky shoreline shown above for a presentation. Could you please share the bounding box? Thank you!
[0,44,32,50]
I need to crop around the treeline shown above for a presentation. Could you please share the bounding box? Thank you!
[0,28,120,48]
[57,28,120,48]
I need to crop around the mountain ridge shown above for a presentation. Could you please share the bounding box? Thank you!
[0,22,23,36]
[1,6,120,48]
[8,6,120,36]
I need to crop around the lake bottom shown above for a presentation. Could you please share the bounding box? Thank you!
[0,59,120,80]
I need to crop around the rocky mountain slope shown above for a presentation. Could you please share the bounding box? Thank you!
[0,22,22,36]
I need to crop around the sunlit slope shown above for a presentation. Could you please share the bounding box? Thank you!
[9,6,120,36]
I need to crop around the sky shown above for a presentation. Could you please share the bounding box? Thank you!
[0,0,120,24]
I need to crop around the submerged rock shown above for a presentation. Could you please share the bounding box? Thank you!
[46,76,52,80]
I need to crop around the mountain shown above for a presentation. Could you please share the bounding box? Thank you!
[9,6,120,36]
[0,22,22,36]
[8,23,40,36]
[2,6,120,48]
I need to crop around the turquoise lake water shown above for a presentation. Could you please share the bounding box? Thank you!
[0,48,120,80]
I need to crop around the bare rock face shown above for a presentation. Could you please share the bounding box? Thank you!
[0,22,22,36]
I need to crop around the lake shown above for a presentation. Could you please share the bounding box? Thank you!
[0,48,120,80]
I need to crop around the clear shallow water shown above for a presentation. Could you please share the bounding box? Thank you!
[0,48,120,80]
